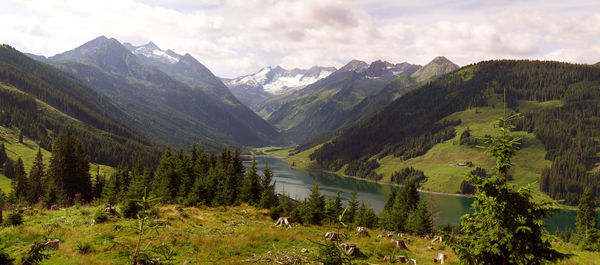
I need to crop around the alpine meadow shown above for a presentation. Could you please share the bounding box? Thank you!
[2,1,600,264]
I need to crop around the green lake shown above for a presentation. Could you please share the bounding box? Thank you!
[250,156,576,233]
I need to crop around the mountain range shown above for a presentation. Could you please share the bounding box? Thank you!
[223,65,336,109]
[248,57,457,143]
[28,36,285,148]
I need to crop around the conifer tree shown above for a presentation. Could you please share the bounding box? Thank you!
[383,188,397,212]
[18,130,23,143]
[305,182,325,225]
[12,158,28,202]
[151,146,177,203]
[103,171,122,205]
[406,199,433,236]
[345,186,359,224]
[47,130,92,202]
[3,159,15,179]
[356,202,378,228]
[576,188,598,237]
[445,89,566,264]
[258,162,277,209]
[0,142,7,166]
[403,178,420,211]
[240,156,262,204]
[27,149,45,204]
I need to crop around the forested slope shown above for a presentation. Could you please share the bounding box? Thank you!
[307,60,600,204]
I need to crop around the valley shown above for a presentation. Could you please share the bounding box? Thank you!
[2,2,600,262]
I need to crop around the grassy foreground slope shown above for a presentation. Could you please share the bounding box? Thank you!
[1,204,597,264]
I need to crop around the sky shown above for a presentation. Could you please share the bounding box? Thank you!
[1,0,600,78]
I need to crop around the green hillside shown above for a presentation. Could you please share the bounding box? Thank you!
[0,125,115,194]
[300,60,600,205]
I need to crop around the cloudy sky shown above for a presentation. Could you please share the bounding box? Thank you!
[1,0,599,77]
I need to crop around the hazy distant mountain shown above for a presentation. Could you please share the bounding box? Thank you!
[257,59,424,143]
[40,36,284,148]
[223,65,336,109]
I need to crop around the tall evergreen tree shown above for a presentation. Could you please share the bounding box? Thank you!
[0,142,7,166]
[403,178,420,211]
[151,146,177,203]
[345,186,359,224]
[356,202,378,228]
[305,182,325,225]
[3,159,15,179]
[258,162,277,209]
[240,156,262,204]
[406,199,433,236]
[576,188,598,236]
[445,91,566,264]
[27,149,45,204]
[47,130,92,202]
[102,171,122,204]
[12,157,28,202]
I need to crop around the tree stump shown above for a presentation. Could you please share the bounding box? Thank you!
[274,217,292,228]
[105,204,117,215]
[324,232,340,241]
[45,239,60,250]
[438,253,447,264]
[397,255,408,263]
[393,239,408,250]
[340,243,361,256]
[431,235,443,243]
[356,227,370,237]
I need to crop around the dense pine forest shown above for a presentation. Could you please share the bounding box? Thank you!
[307,60,600,205]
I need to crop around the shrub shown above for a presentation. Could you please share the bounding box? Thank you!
[6,212,23,226]
[94,209,108,223]
[0,249,14,265]
[75,241,93,254]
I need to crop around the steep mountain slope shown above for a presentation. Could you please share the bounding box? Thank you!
[39,36,283,148]
[0,44,159,166]
[223,65,336,109]
[305,60,600,205]
[122,41,284,147]
[257,58,455,144]
[344,56,459,122]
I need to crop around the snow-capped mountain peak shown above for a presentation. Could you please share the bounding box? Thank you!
[225,65,336,95]
[123,41,182,64]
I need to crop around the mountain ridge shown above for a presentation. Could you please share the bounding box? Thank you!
[39,36,285,148]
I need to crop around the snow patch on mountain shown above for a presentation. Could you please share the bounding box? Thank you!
[226,66,336,95]
[124,41,182,64]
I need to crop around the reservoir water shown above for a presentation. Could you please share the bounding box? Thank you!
[248,156,576,233]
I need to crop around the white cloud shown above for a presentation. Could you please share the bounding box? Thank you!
[1,0,600,77]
